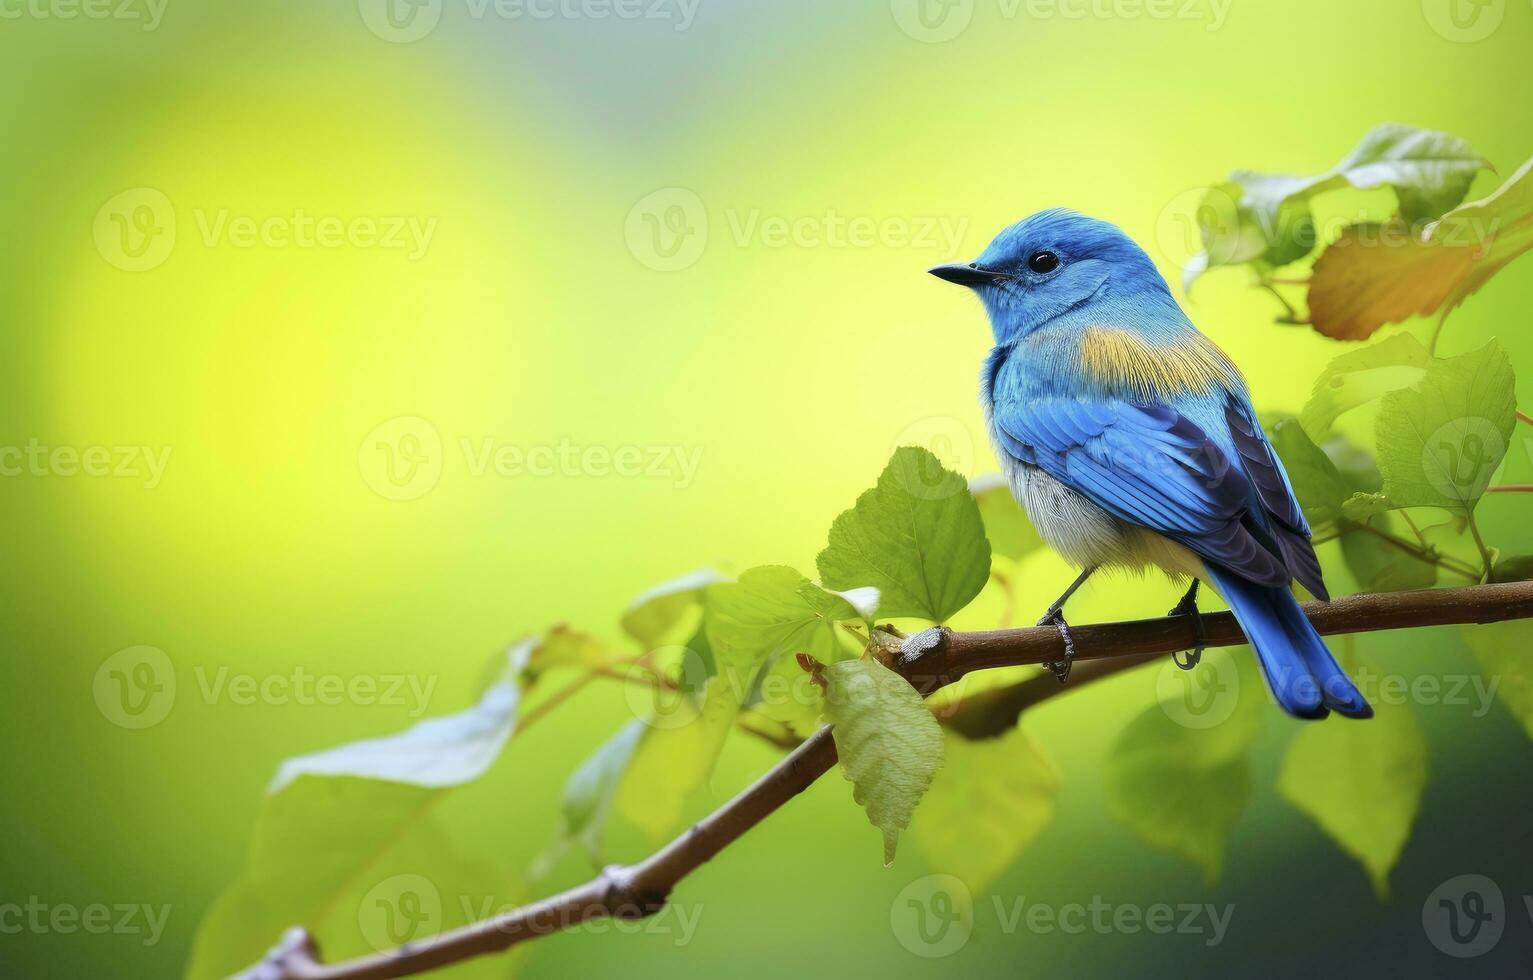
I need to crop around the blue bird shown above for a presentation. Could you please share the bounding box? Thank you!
[930,209,1371,720]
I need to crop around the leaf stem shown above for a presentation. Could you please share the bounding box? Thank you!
[1399,510,1429,547]
[1258,282,1305,324]
[1466,512,1495,582]
[1487,484,1533,494]
[1427,306,1454,356]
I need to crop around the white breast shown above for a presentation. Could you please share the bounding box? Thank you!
[999,456,1205,581]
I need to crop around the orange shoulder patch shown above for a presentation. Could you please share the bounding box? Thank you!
[1079,326,1243,398]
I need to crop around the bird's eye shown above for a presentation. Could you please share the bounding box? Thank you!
[1028,251,1061,274]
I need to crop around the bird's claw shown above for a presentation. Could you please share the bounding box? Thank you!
[1168,586,1206,672]
[1037,608,1075,683]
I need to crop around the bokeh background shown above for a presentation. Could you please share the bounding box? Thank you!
[3,1,1533,977]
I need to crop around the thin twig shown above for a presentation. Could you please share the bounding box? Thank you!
[240,581,1533,980]
[1488,484,1533,494]
[1346,519,1480,581]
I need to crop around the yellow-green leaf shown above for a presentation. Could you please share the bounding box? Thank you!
[1277,701,1428,897]
[187,779,514,980]
[615,675,740,842]
[823,659,945,865]
[1463,621,1533,738]
[1374,340,1516,514]
[1105,650,1264,883]
[620,568,726,649]
[1299,333,1434,439]
[911,725,1058,891]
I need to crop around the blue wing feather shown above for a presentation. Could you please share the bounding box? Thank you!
[994,395,1302,588]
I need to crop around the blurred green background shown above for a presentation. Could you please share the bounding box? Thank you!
[3,1,1533,977]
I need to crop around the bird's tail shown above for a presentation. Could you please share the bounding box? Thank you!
[1205,566,1372,720]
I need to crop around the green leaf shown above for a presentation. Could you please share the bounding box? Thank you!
[1375,340,1517,514]
[1308,155,1533,340]
[620,568,726,649]
[1299,334,1434,439]
[1278,700,1428,897]
[271,644,531,792]
[1183,180,1273,288]
[187,778,514,980]
[1463,621,1533,738]
[1269,418,1352,525]
[615,674,740,842]
[1327,123,1490,224]
[1491,555,1533,584]
[703,566,859,737]
[818,446,991,622]
[704,566,858,675]
[1104,650,1264,882]
[911,725,1058,890]
[971,473,1044,561]
[1190,124,1489,286]
[1340,516,1437,593]
[823,658,945,865]
[545,720,647,869]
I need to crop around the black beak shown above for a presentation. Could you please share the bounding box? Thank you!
[929,262,1008,286]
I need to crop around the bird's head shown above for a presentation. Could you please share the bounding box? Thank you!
[931,209,1172,345]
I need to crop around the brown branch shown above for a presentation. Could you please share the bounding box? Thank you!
[240,581,1533,980]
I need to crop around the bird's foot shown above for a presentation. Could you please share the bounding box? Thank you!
[1168,581,1205,671]
[1037,607,1076,683]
